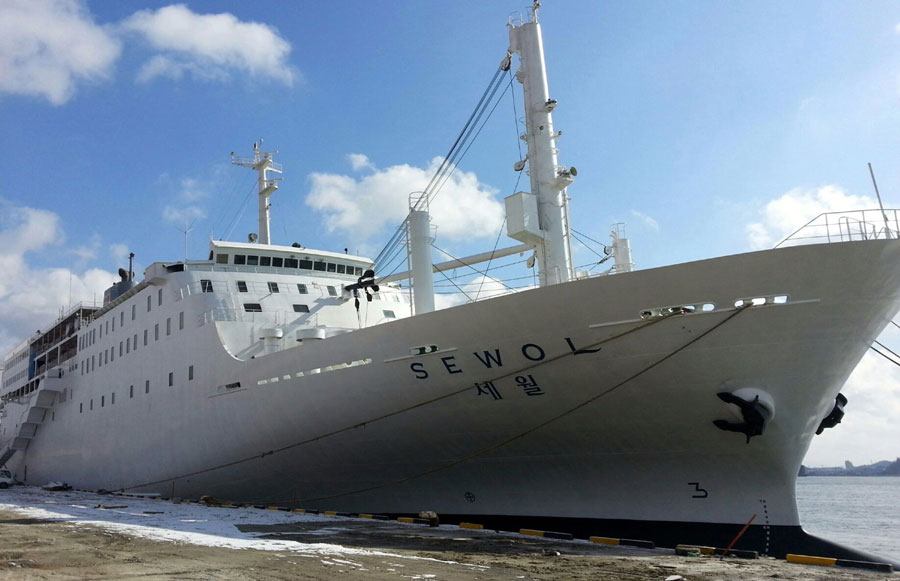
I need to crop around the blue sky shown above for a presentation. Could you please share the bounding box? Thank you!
[2,0,900,466]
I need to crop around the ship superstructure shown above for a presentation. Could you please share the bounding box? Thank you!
[2,3,900,566]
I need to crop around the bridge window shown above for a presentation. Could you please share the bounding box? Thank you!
[299,259,312,269]
[272,257,283,267]
[216,254,229,264]
[247,255,259,266]
[337,264,346,274]
[314,261,326,271]
[327,263,336,272]
[284,258,298,268]
[234,255,246,265]
[260,256,271,267]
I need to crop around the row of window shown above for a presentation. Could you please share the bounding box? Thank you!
[256,357,373,385]
[242,303,312,313]
[1,368,28,389]
[76,365,195,414]
[3,349,28,370]
[80,312,185,376]
[239,303,395,319]
[210,280,339,297]
[0,381,37,401]
[215,253,364,276]
[80,288,165,351]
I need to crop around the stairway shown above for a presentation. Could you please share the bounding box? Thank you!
[6,371,65,456]
[0,447,14,468]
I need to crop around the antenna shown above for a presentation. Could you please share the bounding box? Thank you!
[174,217,196,264]
[867,163,892,239]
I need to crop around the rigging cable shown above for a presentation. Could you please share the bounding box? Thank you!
[374,59,511,273]
[214,171,257,240]
[430,243,518,294]
[570,230,609,262]
[871,341,900,367]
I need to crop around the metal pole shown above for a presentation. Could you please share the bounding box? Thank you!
[868,163,892,239]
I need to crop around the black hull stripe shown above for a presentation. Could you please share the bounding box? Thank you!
[395,513,900,568]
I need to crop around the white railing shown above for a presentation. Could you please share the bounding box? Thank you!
[776,209,899,248]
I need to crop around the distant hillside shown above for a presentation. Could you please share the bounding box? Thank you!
[800,458,900,476]
[882,458,900,476]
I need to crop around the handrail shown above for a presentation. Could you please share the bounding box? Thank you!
[775,209,899,248]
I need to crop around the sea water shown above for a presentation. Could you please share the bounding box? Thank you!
[796,476,900,561]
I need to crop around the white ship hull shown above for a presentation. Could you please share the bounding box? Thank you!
[5,239,900,559]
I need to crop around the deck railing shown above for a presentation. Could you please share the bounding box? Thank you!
[775,209,899,248]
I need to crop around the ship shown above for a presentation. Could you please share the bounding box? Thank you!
[2,3,900,565]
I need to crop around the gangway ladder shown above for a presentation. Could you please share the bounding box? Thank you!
[0,447,14,468]
[2,369,65,465]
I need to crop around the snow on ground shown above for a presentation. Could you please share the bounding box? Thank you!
[0,486,461,562]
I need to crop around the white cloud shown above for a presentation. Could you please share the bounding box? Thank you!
[744,185,876,250]
[70,233,102,262]
[134,55,230,84]
[630,210,659,232]
[108,243,131,263]
[159,175,212,229]
[0,0,121,105]
[348,154,375,172]
[121,4,296,86]
[163,205,206,226]
[178,177,210,203]
[0,201,115,356]
[306,156,505,243]
[433,273,532,311]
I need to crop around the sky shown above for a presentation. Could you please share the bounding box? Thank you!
[1,0,900,466]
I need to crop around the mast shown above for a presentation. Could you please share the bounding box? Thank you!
[507,2,575,286]
[231,142,283,245]
[408,193,435,315]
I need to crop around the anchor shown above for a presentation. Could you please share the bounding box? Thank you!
[714,391,773,444]
[816,393,848,435]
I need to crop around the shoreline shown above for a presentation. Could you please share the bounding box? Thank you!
[0,487,895,579]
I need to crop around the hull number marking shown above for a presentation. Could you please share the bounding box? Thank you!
[688,482,708,498]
